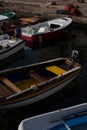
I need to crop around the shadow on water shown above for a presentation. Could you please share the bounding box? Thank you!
[0,28,87,130]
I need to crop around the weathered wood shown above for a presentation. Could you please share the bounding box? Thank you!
[0,77,21,93]
[29,71,45,82]
[19,16,41,24]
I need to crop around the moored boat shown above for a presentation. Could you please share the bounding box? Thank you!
[0,57,81,109]
[18,102,87,130]
[2,16,41,34]
[0,37,25,67]
[21,17,72,49]
[3,12,16,19]
[1,19,28,34]
[19,16,41,24]
[0,12,15,25]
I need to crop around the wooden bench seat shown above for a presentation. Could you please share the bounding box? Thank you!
[29,71,45,82]
[0,77,21,93]
[46,65,66,75]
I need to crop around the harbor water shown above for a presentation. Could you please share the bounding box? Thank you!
[0,27,87,130]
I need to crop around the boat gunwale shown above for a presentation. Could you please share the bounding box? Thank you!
[0,57,81,108]
[0,39,25,54]
[18,103,87,130]
[0,70,80,108]
[22,17,72,37]
[6,66,81,100]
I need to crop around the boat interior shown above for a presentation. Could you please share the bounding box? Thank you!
[49,112,87,130]
[22,20,62,35]
[0,39,21,50]
[0,58,78,99]
[22,17,71,36]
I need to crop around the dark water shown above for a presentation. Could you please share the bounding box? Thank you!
[0,28,87,130]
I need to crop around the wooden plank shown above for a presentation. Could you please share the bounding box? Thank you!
[19,16,40,24]
[46,66,66,75]
[29,71,45,82]
[0,77,21,93]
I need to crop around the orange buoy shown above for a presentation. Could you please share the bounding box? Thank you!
[64,4,74,11]
[70,7,77,14]
[64,4,70,11]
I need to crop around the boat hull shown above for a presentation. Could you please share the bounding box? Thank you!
[0,40,25,67]
[21,17,72,49]
[18,103,87,130]
[21,28,65,49]
[0,72,79,109]
[0,57,81,109]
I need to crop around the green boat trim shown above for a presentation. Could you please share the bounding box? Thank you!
[3,12,16,18]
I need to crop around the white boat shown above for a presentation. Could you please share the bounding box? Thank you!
[0,12,15,25]
[0,34,10,40]
[18,102,87,130]
[21,17,72,49]
[0,37,25,67]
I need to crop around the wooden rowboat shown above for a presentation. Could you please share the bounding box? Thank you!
[0,57,81,109]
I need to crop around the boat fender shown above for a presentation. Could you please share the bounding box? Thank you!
[70,8,77,14]
[64,4,74,11]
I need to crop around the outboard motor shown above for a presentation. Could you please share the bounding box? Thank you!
[70,49,79,62]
